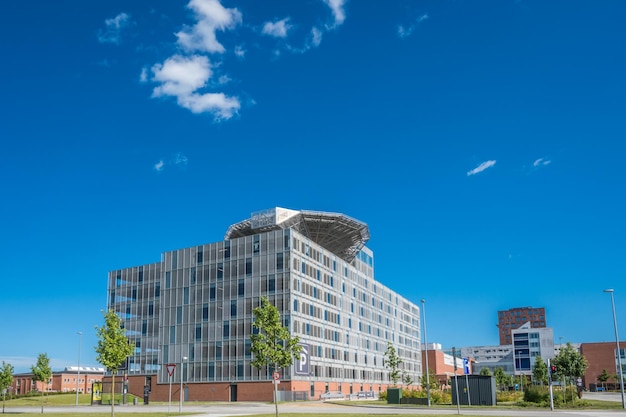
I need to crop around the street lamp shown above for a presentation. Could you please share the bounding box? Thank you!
[604,289,626,409]
[421,299,431,407]
[179,356,188,414]
[75,331,82,406]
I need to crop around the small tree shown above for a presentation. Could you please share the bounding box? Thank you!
[532,356,549,386]
[95,309,133,417]
[494,367,507,390]
[403,372,414,387]
[597,369,610,389]
[384,342,402,386]
[31,353,52,414]
[0,361,14,414]
[479,367,492,376]
[250,297,302,417]
[552,342,588,404]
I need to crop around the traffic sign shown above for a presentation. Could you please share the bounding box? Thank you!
[166,363,176,377]
[272,371,280,380]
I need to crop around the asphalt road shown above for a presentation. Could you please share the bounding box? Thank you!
[3,395,625,417]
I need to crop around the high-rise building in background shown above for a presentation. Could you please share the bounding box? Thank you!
[107,208,422,401]
[497,306,546,345]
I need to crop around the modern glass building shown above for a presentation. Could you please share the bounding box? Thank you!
[108,208,422,401]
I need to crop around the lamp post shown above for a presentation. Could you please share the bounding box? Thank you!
[179,356,187,414]
[421,299,431,407]
[75,331,82,406]
[604,289,625,409]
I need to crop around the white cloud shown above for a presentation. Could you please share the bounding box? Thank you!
[467,160,496,176]
[139,67,148,83]
[533,158,551,167]
[262,18,292,38]
[323,0,346,27]
[154,160,165,171]
[310,27,323,47]
[176,0,242,53]
[152,55,212,97]
[154,153,189,172]
[234,45,246,58]
[98,12,131,44]
[150,54,240,120]
[397,13,428,39]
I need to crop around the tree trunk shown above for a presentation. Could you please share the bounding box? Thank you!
[111,373,115,417]
[273,378,279,417]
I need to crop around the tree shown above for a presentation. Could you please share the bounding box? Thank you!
[250,297,302,417]
[95,309,133,417]
[552,342,588,404]
[597,369,610,389]
[494,367,508,390]
[31,353,52,414]
[0,361,14,414]
[384,342,402,386]
[403,372,414,387]
[479,367,492,376]
[532,356,549,386]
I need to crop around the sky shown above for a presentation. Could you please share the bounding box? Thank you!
[1,0,626,374]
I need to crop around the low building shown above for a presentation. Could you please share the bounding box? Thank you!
[580,341,626,390]
[11,367,106,395]
[423,344,471,387]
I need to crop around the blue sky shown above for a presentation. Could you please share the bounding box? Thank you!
[1,0,626,374]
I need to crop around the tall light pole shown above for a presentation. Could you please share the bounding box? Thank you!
[604,289,626,409]
[75,331,82,406]
[421,299,431,407]
[179,356,187,414]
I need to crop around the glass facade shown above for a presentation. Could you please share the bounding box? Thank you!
[108,215,422,388]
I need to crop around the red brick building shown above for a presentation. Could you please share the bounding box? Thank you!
[11,367,105,395]
[497,307,546,345]
[580,341,626,390]
[422,344,472,387]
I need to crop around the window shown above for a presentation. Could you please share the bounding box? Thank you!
[195,324,201,341]
[276,253,284,270]
[203,303,208,321]
[197,247,203,264]
[231,300,237,317]
[245,258,252,276]
[169,326,175,343]
[238,279,245,297]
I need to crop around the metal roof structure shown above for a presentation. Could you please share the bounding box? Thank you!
[225,207,370,263]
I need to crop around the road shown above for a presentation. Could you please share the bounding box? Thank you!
[3,395,625,417]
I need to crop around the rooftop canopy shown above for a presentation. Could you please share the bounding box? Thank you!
[225,207,370,263]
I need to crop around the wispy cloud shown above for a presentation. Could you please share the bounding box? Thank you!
[176,0,242,53]
[234,45,246,58]
[98,12,132,45]
[323,0,346,28]
[533,158,551,167]
[150,54,240,120]
[262,18,292,38]
[467,160,496,176]
[397,13,428,39]
[154,153,189,172]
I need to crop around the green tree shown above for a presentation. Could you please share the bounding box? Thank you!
[597,369,610,389]
[479,367,492,376]
[384,342,402,386]
[31,353,52,414]
[0,361,14,414]
[95,309,133,417]
[552,342,588,404]
[494,367,508,390]
[250,296,302,417]
[403,372,414,386]
[532,356,549,386]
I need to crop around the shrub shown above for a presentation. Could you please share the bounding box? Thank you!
[524,386,549,403]
[378,390,387,401]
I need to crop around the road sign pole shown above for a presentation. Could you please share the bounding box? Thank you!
[168,375,172,414]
